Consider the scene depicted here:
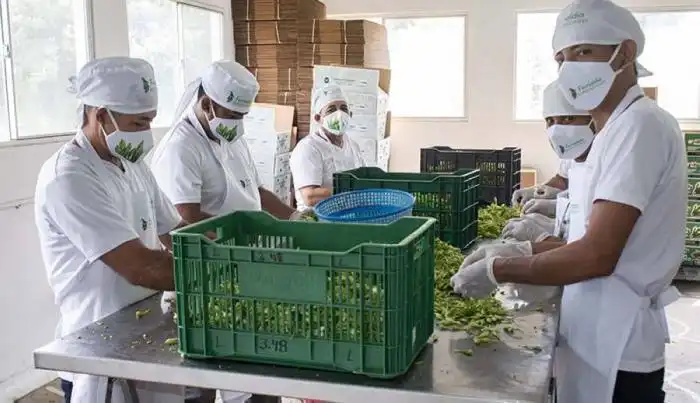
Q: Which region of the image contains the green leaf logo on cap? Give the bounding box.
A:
[226,91,234,103]
[141,77,155,94]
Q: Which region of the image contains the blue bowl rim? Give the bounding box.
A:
[314,188,416,222]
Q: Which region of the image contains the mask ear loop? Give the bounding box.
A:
[609,43,635,76]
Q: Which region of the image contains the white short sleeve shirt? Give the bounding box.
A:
[583,86,687,372]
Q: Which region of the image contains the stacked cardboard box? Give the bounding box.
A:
[243,103,296,205]
[294,19,390,137]
[233,0,326,111]
[310,65,392,169]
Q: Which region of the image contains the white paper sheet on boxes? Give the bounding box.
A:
[256,152,291,189]
[313,65,380,93]
[377,137,391,171]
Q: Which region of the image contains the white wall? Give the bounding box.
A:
[324,0,700,177]
[1,0,699,399]
[0,0,233,400]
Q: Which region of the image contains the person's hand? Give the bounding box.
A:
[161,291,176,314]
[512,185,562,207]
[501,216,552,243]
[289,208,316,221]
[523,198,558,218]
[450,240,532,298]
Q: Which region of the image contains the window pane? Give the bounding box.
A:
[384,17,465,118]
[127,0,178,127]
[514,13,558,120]
[0,58,9,141]
[181,5,224,85]
[635,12,700,119]
[515,11,700,120]
[8,0,89,137]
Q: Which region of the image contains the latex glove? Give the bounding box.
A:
[289,208,315,221]
[501,216,552,243]
[523,198,558,218]
[511,185,562,206]
[450,240,532,298]
[161,291,176,314]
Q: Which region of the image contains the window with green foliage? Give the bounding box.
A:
[0,0,91,141]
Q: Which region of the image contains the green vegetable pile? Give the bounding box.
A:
[434,239,510,344]
[180,237,510,347]
[477,202,521,239]
[186,272,386,344]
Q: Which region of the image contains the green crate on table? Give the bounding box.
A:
[688,198,700,218]
[333,167,480,250]
[688,156,700,176]
[685,132,700,153]
[686,219,700,242]
[171,211,437,379]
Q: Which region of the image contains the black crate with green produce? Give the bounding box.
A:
[333,167,480,250]
[419,146,521,206]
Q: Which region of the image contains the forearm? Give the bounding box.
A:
[259,188,295,219]
[158,220,189,251]
[301,187,332,207]
[532,238,565,253]
[544,175,568,191]
[492,239,607,286]
[132,250,175,291]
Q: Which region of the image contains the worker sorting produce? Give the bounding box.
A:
[33,57,196,402]
[452,0,686,402]
[290,84,366,210]
[502,79,596,243]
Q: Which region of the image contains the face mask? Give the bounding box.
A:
[547,123,595,160]
[322,110,350,135]
[209,108,243,143]
[101,109,153,163]
[557,45,633,111]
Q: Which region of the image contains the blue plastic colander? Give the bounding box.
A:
[314,188,416,224]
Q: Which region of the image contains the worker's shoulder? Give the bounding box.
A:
[163,121,209,152]
[605,99,682,147]
[37,141,98,187]
[291,135,325,157]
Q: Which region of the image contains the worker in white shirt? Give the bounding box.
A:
[151,60,298,226]
[451,0,685,402]
[151,59,292,403]
[290,84,365,211]
[34,57,194,402]
[503,80,596,241]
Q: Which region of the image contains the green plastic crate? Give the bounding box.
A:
[333,167,480,250]
[171,211,437,379]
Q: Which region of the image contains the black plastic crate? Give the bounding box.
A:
[420,146,521,206]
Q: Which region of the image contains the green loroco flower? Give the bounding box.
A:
[216,123,238,142]
[114,139,145,162]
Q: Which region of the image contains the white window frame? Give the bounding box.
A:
[0,0,95,142]
[513,6,700,123]
[329,12,469,122]
[127,0,225,128]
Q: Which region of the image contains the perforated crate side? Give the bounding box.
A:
[171,211,436,378]
[333,167,480,250]
[419,147,522,205]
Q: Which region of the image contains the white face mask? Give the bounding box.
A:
[557,44,633,111]
[101,109,154,163]
[547,123,595,160]
[209,107,244,143]
[321,110,350,135]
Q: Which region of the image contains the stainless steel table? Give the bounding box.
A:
[34,294,556,403]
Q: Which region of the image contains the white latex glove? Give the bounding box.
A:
[501,216,551,243]
[450,241,532,298]
[523,198,558,218]
[511,184,562,206]
[289,208,315,221]
[161,291,176,314]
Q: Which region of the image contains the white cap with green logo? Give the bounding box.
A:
[171,60,260,126]
[552,0,652,78]
[70,57,158,125]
